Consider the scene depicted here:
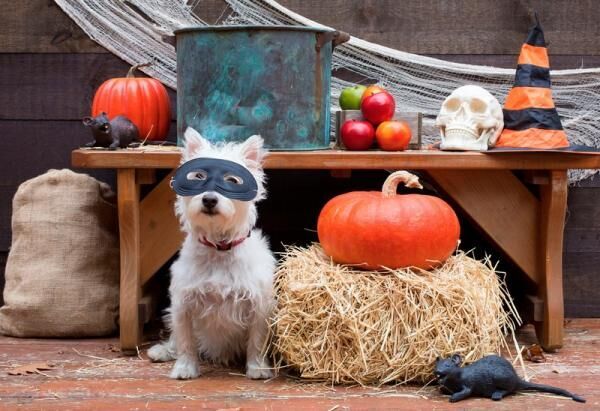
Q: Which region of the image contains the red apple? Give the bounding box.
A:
[340,119,375,150]
[361,91,396,125]
[376,120,412,151]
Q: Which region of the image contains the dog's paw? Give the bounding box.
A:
[169,356,201,380]
[147,343,175,363]
[246,363,274,380]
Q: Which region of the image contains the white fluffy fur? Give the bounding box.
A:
[147,127,275,380]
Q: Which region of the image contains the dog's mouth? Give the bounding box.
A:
[201,208,219,216]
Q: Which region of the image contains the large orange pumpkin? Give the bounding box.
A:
[317,171,460,270]
[91,63,171,141]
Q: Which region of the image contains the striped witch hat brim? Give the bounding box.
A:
[495,14,570,149]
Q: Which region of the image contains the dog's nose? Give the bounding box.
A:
[202,194,218,209]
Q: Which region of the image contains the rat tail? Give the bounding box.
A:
[519,381,586,403]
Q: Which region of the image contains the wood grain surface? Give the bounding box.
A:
[6,1,600,55]
[0,319,597,409]
[0,1,106,53]
[267,0,600,55]
[71,148,600,170]
[0,53,178,120]
[117,169,142,353]
[536,171,569,350]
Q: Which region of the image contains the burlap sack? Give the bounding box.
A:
[0,169,119,337]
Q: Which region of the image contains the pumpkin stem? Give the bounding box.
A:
[382,171,423,197]
[126,62,152,78]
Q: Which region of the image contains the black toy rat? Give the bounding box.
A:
[82,112,139,149]
[435,354,585,403]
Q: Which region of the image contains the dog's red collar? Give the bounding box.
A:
[199,232,250,251]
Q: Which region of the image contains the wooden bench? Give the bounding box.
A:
[72,148,600,354]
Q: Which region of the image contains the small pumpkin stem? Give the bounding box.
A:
[382,171,423,197]
[126,62,152,78]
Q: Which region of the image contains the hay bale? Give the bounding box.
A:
[270,245,520,386]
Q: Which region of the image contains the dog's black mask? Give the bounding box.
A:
[171,158,258,201]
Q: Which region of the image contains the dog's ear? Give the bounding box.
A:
[183,127,209,161]
[240,135,266,168]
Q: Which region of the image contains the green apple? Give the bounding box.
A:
[339,85,367,110]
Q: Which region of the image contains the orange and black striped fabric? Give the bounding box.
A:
[496,17,569,149]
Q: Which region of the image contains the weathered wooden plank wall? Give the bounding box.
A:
[0,0,599,315]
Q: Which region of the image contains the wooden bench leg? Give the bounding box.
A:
[535,170,568,351]
[117,169,142,355]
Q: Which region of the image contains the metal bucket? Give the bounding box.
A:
[172,26,349,150]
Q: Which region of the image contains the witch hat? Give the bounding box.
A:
[495,13,569,149]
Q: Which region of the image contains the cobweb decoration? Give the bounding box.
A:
[54,0,600,182]
[54,0,203,88]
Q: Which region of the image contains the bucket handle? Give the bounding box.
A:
[315,30,350,52]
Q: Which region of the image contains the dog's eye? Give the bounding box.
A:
[187,171,207,181]
[224,174,243,185]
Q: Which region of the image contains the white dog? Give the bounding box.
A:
[147,127,275,380]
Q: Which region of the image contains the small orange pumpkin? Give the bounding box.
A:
[91,63,171,141]
[317,171,460,270]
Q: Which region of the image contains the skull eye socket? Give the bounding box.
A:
[470,98,487,114]
[443,97,461,112]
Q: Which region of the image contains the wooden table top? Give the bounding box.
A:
[71,147,600,170]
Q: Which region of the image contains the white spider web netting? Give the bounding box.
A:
[55,0,600,181]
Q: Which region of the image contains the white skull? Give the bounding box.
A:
[436,85,504,151]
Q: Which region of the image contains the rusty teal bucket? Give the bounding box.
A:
[173,26,349,150]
